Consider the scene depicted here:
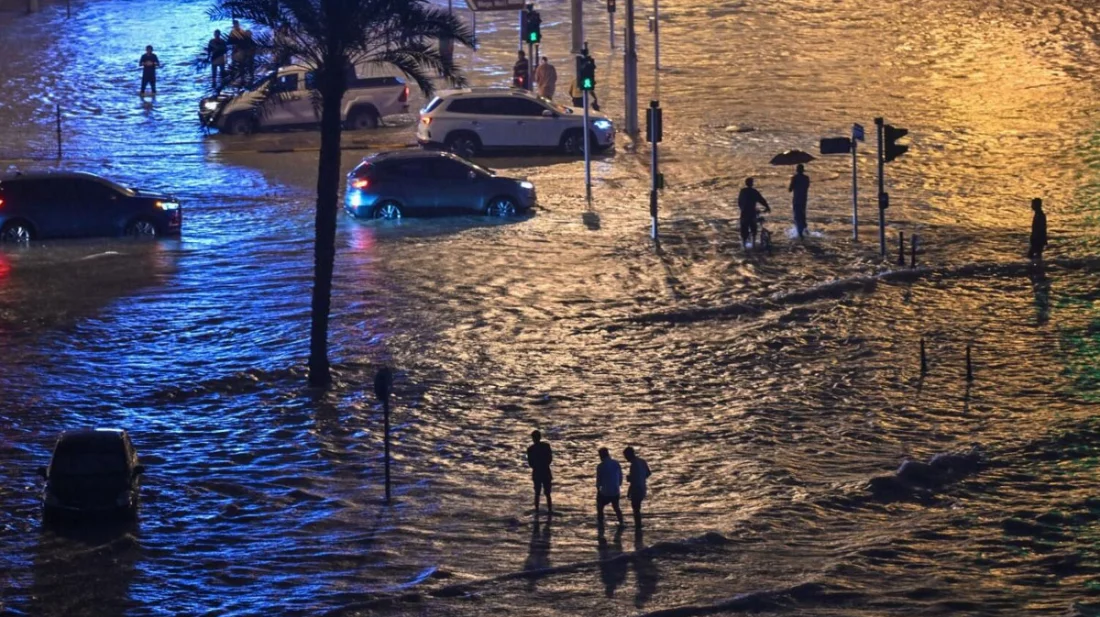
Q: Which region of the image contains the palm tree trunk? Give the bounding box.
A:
[307,82,346,389]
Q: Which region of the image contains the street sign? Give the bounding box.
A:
[820,137,852,155]
[466,0,526,11]
[852,123,865,142]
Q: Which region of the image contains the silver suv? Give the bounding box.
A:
[417,88,615,157]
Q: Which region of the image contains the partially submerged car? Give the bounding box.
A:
[199,64,410,134]
[39,429,144,524]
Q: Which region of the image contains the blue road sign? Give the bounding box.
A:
[853,123,865,142]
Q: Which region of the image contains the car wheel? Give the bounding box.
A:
[347,108,380,131]
[560,129,584,155]
[125,218,159,239]
[372,201,403,220]
[0,220,33,243]
[486,196,518,218]
[225,113,255,135]
[445,133,480,159]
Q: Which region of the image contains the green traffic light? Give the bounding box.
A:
[529,32,538,42]
[583,78,593,89]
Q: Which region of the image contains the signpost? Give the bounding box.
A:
[646,100,664,239]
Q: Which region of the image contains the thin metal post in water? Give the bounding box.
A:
[383,398,391,503]
[875,117,886,258]
[55,105,62,159]
[910,234,918,268]
[374,368,394,505]
[966,344,973,381]
[623,0,638,135]
[851,134,858,241]
[897,231,905,266]
[920,337,927,374]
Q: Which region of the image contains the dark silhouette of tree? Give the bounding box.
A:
[203,0,475,388]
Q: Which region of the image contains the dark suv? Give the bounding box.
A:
[344,151,537,220]
[39,429,145,523]
[0,171,181,242]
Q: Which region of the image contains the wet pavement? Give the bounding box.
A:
[1,0,1099,615]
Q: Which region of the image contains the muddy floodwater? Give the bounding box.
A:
[1,0,1099,615]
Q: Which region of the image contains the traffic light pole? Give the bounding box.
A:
[875,117,886,258]
[623,0,638,135]
[583,90,592,200]
[609,8,616,49]
[571,0,584,53]
[528,41,535,89]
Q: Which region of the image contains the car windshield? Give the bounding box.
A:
[51,443,128,476]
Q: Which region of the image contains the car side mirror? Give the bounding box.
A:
[133,464,146,476]
[542,109,554,117]
[37,466,47,479]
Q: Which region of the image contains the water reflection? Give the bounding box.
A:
[597,526,626,598]
[633,528,659,608]
[1030,264,1051,326]
[522,518,552,590]
[32,521,140,616]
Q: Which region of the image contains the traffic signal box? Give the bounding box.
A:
[884,125,909,162]
[523,7,541,44]
[576,50,596,91]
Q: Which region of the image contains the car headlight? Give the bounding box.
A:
[520,181,534,190]
[203,100,221,112]
[593,119,613,130]
[155,200,180,210]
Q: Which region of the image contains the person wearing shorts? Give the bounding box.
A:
[527,430,553,515]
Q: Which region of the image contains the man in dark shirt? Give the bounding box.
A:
[737,177,770,248]
[513,50,530,90]
[139,45,161,96]
[207,30,228,89]
[526,430,553,515]
[788,164,810,239]
[1028,197,1048,260]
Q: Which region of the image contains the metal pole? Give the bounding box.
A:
[584,90,592,200]
[851,131,858,241]
[875,117,886,258]
[528,42,534,90]
[383,398,391,504]
[652,0,660,72]
[966,344,973,381]
[571,0,584,53]
[56,105,61,159]
[650,102,659,239]
[623,0,638,135]
[920,337,928,374]
[911,234,918,267]
[610,11,615,50]
[897,231,905,266]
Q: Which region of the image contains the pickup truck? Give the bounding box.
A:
[199,64,410,135]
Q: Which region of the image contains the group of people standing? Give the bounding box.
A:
[512,51,600,111]
[526,430,651,530]
[205,19,257,89]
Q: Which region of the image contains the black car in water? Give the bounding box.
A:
[0,171,181,242]
[343,150,537,220]
[39,429,144,523]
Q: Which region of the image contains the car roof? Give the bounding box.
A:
[362,150,460,162]
[55,428,128,447]
[434,87,533,99]
[0,170,107,184]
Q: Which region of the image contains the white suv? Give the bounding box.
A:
[417,88,615,157]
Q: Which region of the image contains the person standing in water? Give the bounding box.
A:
[623,447,651,529]
[596,447,625,527]
[788,164,810,239]
[527,430,553,516]
[139,45,161,96]
[1028,198,1048,261]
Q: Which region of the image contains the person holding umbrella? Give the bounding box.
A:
[789,164,810,239]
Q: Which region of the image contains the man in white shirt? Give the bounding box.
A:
[596,447,624,527]
[624,447,652,529]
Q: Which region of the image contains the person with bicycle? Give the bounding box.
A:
[737,178,771,249]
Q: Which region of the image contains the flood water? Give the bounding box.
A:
[1,0,1098,615]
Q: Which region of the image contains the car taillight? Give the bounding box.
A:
[420,117,432,126]
[400,85,409,103]
[0,198,4,208]
[352,178,369,189]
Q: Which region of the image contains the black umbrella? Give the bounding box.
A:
[769,149,816,166]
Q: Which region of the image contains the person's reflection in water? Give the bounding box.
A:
[597,525,627,597]
[1030,264,1051,326]
[523,517,552,590]
[632,527,659,607]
